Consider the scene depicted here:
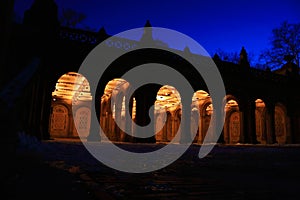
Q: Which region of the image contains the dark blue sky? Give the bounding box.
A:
[14,0,300,63]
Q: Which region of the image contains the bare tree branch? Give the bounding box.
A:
[259,21,300,70]
[59,8,86,28]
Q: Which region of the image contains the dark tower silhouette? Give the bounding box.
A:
[212,53,221,62]
[238,46,250,68]
[283,55,299,76]
[140,20,153,43]
[184,46,191,54]
[97,26,109,41]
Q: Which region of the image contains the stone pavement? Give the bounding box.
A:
[14,150,97,199]
[14,137,300,200]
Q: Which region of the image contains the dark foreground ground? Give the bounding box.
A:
[12,137,300,200]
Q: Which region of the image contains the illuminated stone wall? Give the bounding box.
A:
[49,72,92,138]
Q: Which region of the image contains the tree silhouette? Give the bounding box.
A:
[213,48,240,63]
[213,48,270,70]
[59,8,86,28]
[259,21,300,70]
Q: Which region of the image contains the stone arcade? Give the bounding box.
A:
[3,0,300,145]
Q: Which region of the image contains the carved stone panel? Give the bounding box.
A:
[50,105,69,137]
[229,112,240,144]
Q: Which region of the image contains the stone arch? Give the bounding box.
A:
[154,85,182,143]
[223,95,240,106]
[100,78,133,142]
[49,72,92,139]
[223,95,241,144]
[191,90,212,143]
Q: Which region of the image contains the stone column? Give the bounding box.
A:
[180,101,191,144]
[265,103,276,144]
[216,107,225,144]
[205,104,222,144]
[199,114,206,143]
[124,96,133,142]
[114,100,122,141]
[286,103,298,144]
[87,97,101,141]
[241,100,258,144]
[87,109,101,141]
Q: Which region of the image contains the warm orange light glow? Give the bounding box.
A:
[255,98,266,108]
[52,72,92,103]
[101,78,130,119]
[155,85,181,112]
[192,90,210,102]
[225,99,239,111]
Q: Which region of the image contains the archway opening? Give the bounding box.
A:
[224,98,240,144]
[191,90,211,143]
[100,78,134,142]
[50,72,92,138]
[154,85,182,142]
